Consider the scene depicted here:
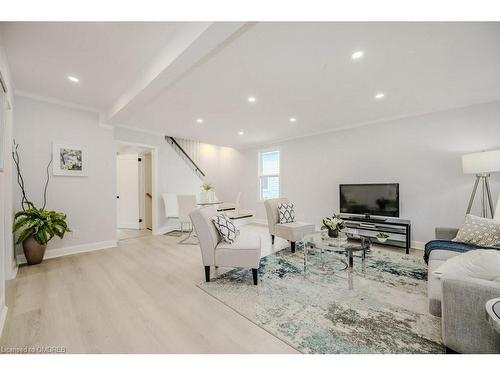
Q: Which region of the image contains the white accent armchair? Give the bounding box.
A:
[263,198,315,253]
[189,206,262,285]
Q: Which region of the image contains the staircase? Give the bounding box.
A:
[165,136,205,180]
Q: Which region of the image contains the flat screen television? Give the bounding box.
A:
[340,183,399,217]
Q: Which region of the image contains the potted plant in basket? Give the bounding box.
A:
[12,143,70,265]
[321,214,345,238]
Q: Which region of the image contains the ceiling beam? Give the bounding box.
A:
[106,22,249,125]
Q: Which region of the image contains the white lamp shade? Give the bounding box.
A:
[462,150,500,174]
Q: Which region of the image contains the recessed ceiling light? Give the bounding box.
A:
[67,75,79,83]
[196,118,203,123]
[289,117,297,123]
[351,51,364,60]
[248,97,256,103]
[238,131,244,135]
[375,92,385,99]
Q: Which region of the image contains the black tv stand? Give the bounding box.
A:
[339,214,411,254]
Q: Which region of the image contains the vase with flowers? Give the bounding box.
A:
[321,214,345,238]
[200,183,215,203]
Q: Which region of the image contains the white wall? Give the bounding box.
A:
[197,143,250,203]
[13,95,117,258]
[114,127,204,233]
[0,34,14,335]
[202,101,500,248]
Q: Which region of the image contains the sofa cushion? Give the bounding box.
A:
[278,202,295,224]
[453,214,500,247]
[433,249,500,282]
[211,214,237,244]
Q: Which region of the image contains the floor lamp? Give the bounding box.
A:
[462,150,500,218]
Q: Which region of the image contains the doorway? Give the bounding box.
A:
[116,142,156,241]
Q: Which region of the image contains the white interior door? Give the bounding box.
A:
[117,154,140,229]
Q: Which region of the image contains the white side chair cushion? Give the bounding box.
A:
[211,214,237,244]
[278,202,295,223]
[452,214,500,247]
[216,232,261,251]
[215,233,261,268]
[275,221,316,242]
[433,249,500,282]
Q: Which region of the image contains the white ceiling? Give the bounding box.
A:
[2,22,500,147]
[0,22,188,110]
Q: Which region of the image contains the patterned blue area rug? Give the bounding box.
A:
[198,246,445,354]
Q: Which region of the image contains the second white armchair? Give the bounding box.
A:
[264,198,315,253]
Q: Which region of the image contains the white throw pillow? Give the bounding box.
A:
[433,249,500,282]
[278,202,295,224]
[211,214,237,244]
[452,214,500,247]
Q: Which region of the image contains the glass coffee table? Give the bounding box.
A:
[303,231,371,274]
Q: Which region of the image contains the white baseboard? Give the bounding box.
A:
[0,305,8,338]
[8,260,18,280]
[16,240,118,265]
[411,241,425,251]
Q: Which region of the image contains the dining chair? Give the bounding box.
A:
[177,194,198,244]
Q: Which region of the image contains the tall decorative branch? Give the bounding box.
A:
[12,141,51,211]
[42,152,53,210]
[12,141,34,210]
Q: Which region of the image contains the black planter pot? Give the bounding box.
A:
[328,228,339,238]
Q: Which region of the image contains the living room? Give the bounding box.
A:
[0,1,500,373]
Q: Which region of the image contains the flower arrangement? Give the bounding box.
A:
[321,214,345,238]
[201,183,213,191]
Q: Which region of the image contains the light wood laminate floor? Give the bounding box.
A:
[117,228,152,241]
[1,225,298,353]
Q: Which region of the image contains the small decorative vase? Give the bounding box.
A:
[328,228,339,238]
[208,190,216,202]
[200,190,209,203]
[22,236,47,265]
[377,237,388,243]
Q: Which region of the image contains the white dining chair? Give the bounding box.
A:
[177,194,198,244]
[162,193,179,220]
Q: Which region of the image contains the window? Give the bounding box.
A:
[259,150,280,200]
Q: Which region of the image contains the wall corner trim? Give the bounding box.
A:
[16,240,118,265]
[0,306,8,338]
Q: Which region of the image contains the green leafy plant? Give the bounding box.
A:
[201,183,213,191]
[376,232,390,239]
[321,214,345,231]
[12,141,70,246]
[14,208,70,245]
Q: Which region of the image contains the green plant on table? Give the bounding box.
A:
[376,232,390,239]
[201,183,213,191]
